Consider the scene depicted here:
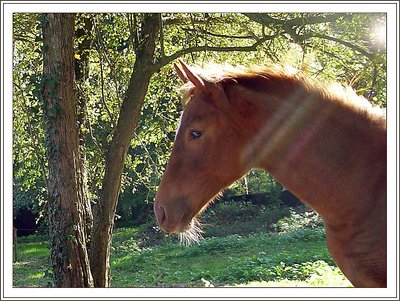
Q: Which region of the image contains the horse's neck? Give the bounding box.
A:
[237,82,386,224]
[230,77,387,287]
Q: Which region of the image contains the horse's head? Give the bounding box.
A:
[154,61,248,238]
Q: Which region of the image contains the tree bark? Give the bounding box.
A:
[89,13,161,287]
[75,14,95,243]
[42,13,93,287]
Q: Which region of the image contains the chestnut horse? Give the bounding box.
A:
[154,60,387,287]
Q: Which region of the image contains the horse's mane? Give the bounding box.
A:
[178,63,385,120]
[178,63,294,98]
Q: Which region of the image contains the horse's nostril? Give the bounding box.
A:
[155,205,166,225]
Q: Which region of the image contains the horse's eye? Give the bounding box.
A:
[189,130,203,140]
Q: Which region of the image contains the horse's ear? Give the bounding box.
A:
[174,60,206,91]
[173,62,189,83]
[174,60,231,111]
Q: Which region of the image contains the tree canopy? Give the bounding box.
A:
[13,12,386,218]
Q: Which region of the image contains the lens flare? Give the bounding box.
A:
[370,21,386,51]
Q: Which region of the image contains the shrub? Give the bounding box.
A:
[272,208,323,233]
[217,257,339,284]
[201,200,290,237]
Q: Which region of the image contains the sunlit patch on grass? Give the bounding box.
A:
[231,280,313,287]
[20,247,47,256]
[28,271,45,280]
[231,261,353,287]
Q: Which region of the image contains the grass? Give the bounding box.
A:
[13,228,352,287]
[13,235,51,287]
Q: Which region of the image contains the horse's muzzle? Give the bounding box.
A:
[153,201,192,233]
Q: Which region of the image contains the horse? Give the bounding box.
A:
[154,60,387,288]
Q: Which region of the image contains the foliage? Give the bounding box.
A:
[13,227,351,287]
[234,260,351,287]
[227,170,283,199]
[109,227,350,287]
[13,14,47,219]
[201,200,290,237]
[272,208,324,233]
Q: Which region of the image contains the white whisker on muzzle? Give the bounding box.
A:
[179,219,204,246]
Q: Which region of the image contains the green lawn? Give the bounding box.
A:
[13,235,51,287]
[13,228,352,287]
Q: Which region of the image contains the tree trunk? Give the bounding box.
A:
[89,13,161,287]
[42,13,93,287]
[75,14,95,244]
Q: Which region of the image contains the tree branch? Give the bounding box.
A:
[151,34,275,71]
[13,34,36,45]
[244,13,374,59]
[243,13,350,28]
[159,14,165,58]
[184,27,256,40]
[162,15,222,26]
[93,16,117,127]
[90,13,161,288]
[310,33,374,59]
